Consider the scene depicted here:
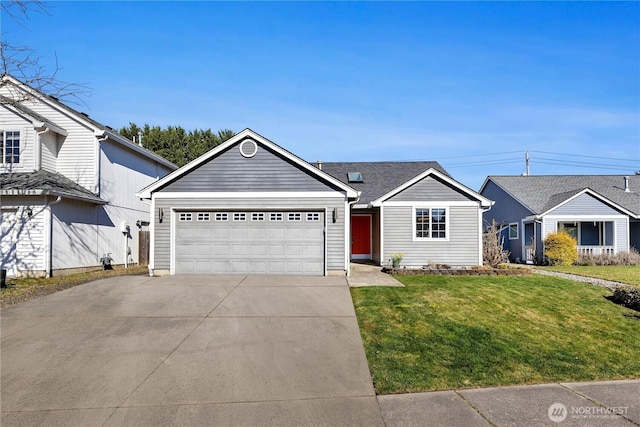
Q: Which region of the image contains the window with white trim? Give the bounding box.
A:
[307,212,320,221]
[415,208,447,239]
[179,212,192,221]
[215,213,228,221]
[197,212,210,221]
[233,212,246,221]
[288,212,301,221]
[509,223,518,240]
[270,212,283,221]
[2,131,20,164]
[252,212,265,221]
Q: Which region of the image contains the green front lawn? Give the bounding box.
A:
[351,275,640,395]
[538,265,640,286]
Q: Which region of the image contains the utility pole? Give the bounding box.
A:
[524,151,530,176]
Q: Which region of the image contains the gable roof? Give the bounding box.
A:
[482,175,640,218]
[137,129,359,199]
[1,74,176,170]
[322,161,492,207]
[0,170,107,204]
[321,161,448,205]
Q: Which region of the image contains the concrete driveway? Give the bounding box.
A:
[1,275,384,426]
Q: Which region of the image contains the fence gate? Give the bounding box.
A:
[138,230,150,266]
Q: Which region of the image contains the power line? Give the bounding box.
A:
[530,150,639,164]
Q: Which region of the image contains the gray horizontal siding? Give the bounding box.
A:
[542,217,629,253]
[160,143,340,193]
[388,175,474,202]
[153,196,346,272]
[549,193,624,216]
[383,205,480,266]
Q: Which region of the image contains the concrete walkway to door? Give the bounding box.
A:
[1,274,385,426]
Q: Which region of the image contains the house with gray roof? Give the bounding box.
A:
[1,74,176,277]
[480,175,640,264]
[138,129,492,276]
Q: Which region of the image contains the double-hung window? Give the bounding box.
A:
[415,207,447,240]
[2,131,20,164]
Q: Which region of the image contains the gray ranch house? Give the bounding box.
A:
[138,129,492,276]
[480,175,640,264]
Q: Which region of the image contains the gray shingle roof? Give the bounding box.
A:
[320,161,449,204]
[0,170,107,204]
[487,175,640,217]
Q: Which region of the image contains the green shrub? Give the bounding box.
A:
[612,285,640,311]
[544,232,578,266]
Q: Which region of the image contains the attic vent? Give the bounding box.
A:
[239,138,258,158]
[80,112,90,118]
[347,172,363,183]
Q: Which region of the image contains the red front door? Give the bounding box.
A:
[352,215,371,257]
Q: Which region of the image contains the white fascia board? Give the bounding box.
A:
[152,191,346,199]
[370,168,493,208]
[380,200,481,207]
[34,121,68,136]
[138,129,358,200]
[539,188,636,219]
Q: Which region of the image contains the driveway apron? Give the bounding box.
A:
[0,274,383,426]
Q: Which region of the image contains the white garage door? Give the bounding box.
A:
[175,211,325,275]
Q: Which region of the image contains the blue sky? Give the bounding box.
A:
[3,1,639,190]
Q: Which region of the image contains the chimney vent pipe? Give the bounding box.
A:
[624,176,630,192]
[317,160,323,170]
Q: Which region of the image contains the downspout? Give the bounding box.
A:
[480,204,493,265]
[95,132,109,195]
[44,196,63,277]
[35,126,50,171]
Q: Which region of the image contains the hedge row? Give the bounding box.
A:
[384,268,532,277]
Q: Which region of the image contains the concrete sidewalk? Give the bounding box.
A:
[379,379,640,426]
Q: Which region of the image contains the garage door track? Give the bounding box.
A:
[1,275,384,426]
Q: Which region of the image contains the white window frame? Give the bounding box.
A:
[233,212,246,221]
[197,212,210,221]
[179,212,192,221]
[252,212,265,221]
[413,207,449,241]
[509,223,519,240]
[2,130,20,165]
[270,212,283,221]
[215,212,228,221]
[288,212,302,221]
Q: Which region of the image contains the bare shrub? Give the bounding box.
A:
[483,220,510,267]
[576,248,640,266]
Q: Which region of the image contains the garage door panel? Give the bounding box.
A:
[175,211,324,275]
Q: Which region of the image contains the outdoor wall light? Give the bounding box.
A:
[332,208,338,223]
[158,208,164,223]
[26,207,33,218]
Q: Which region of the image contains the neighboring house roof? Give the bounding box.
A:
[1,74,177,170]
[322,161,492,207]
[0,170,107,204]
[483,175,640,218]
[321,161,449,205]
[137,128,359,199]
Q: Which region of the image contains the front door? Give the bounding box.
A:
[351,215,371,259]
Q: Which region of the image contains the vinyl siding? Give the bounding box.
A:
[548,193,624,216]
[7,98,97,190]
[383,205,481,266]
[542,217,628,253]
[389,175,475,202]
[160,143,340,193]
[40,131,59,172]
[0,198,45,275]
[153,196,347,272]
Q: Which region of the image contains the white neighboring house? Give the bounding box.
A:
[0,74,176,277]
